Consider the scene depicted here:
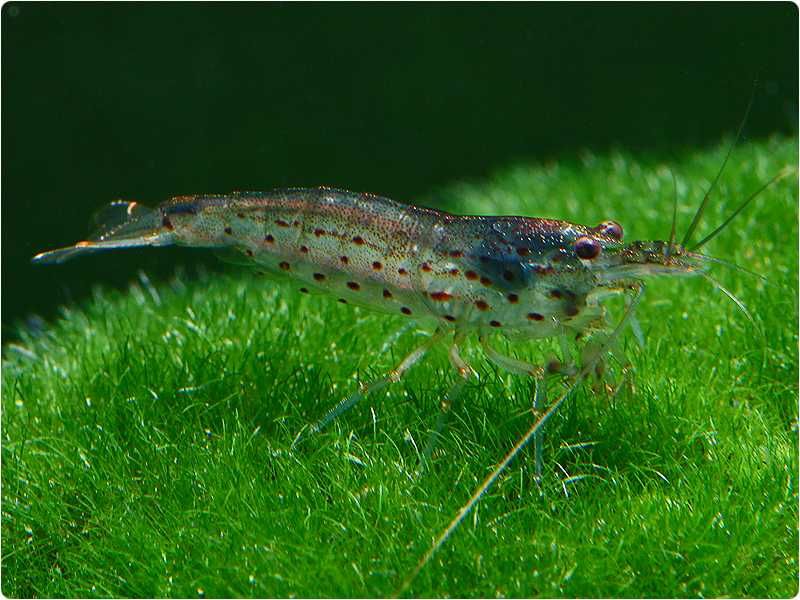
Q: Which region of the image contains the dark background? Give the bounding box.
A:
[2,3,797,334]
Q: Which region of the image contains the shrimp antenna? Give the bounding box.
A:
[694,252,768,283]
[395,287,644,597]
[666,168,679,256]
[700,272,754,325]
[690,166,794,250]
[681,85,756,248]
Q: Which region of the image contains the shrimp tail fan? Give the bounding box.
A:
[32,201,172,264]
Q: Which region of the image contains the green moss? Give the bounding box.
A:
[3,136,797,598]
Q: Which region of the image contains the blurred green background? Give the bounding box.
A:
[2,3,796,332]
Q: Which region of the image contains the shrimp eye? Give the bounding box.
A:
[596,220,623,240]
[574,236,601,259]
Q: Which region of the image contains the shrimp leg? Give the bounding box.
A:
[420,333,476,468]
[397,287,644,598]
[292,328,447,448]
[479,337,552,480]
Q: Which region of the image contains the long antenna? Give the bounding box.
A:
[690,166,794,250]
[667,168,679,256]
[395,287,644,597]
[693,252,768,283]
[701,272,754,324]
[681,85,756,247]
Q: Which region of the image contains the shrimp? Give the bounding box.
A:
[32,159,791,597]
[30,186,700,444]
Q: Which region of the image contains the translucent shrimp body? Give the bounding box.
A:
[33,187,704,341]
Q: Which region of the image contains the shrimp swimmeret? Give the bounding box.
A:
[33,160,790,594]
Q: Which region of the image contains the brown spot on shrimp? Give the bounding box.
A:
[347,281,361,291]
[430,291,452,302]
[475,300,490,311]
